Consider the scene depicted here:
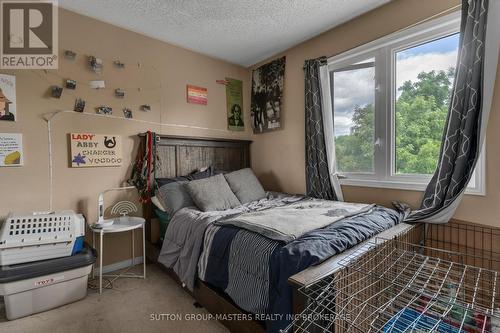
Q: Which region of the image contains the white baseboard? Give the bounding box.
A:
[92,256,144,275]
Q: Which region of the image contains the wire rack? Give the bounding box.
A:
[284,237,500,333]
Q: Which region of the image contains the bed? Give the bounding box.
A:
[141,134,423,333]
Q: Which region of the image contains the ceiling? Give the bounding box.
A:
[59,0,390,67]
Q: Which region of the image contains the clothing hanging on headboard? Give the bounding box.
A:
[128,131,158,203]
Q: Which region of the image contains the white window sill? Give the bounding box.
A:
[338,178,485,196]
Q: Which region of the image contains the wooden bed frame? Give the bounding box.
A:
[139,134,424,333]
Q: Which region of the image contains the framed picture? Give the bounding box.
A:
[187,85,207,105]
[250,56,285,133]
[0,74,16,121]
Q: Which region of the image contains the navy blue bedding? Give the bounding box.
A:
[201,205,403,332]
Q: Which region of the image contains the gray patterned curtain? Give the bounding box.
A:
[408,0,489,222]
[304,57,339,200]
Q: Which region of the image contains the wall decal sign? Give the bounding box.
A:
[0,133,23,166]
[70,133,122,168]
[0,74,16,121]
[187,85,207,105]
[226,78,244,131]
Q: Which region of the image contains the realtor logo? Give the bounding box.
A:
[0,0,58,69]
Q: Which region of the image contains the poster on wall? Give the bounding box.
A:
[226,78,244,131]
[186,85,207,105]
[0,133,23,166]
[0,74,16,121]
[250,56,285,133]
[70,133,122,168]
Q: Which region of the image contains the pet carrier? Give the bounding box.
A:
[0,211,85,266]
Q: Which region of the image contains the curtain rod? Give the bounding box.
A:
[327,3,462,59]
[399,4,462,33]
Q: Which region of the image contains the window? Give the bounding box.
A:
[333,59,375,173]
[328,12,484,195]
[394,34,458,175]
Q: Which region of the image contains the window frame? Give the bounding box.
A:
[327,12,485,196]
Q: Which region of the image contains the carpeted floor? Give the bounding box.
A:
[0,264,228,333]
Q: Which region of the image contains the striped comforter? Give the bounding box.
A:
[199,225,280,314]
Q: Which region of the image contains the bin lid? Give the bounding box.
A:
[0,246,97,284]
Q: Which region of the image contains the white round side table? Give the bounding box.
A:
[90,216,146,293]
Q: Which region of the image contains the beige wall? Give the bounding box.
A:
[1,0,499,268]
[251,0,500,227]
[0,9,251,265]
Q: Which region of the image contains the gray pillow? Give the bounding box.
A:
[157,181,195,217]
[185,174,241,211]
[224,168,266,204]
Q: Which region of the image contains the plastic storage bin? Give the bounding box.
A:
[0,245,96,320]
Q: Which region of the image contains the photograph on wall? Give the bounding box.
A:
[123,108,133,119]
[66,79,77,89]
[187,85,208,105]
[0,74,16,121]
[0,133,23,166]
[70,133,122,168]
[226,78,244,131]
[74,98,86,112]
[250,56,285,133]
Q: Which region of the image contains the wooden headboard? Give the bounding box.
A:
[139,134,252,244]
[153,135,251,178]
